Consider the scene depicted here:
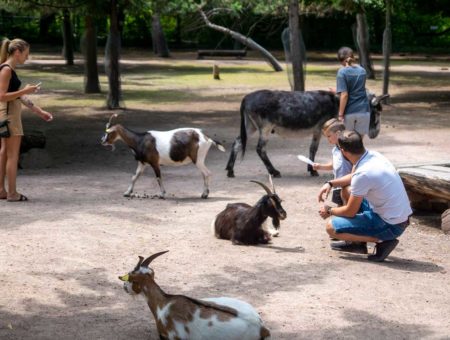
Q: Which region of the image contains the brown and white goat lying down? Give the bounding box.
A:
[119,251,271,340]
[213,180,287,245]
[101,114,225,198]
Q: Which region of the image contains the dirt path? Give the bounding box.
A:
[1,55,450,339]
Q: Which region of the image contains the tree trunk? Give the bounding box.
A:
[382,0,392,104]
[106,0,122,109]
[83,15,101,93]
[39,13,56,42]
[151,14,170,58]
[61,9,74,66]
[288,0,304,91]
[356,11,375,79]
[175,15,182,47]
[199,9,282,72]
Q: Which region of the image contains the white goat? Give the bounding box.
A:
[101,114,225,198]
[119,251,271,340]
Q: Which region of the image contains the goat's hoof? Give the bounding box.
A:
[227,170,235,178]
[123,192,132,197]
[201,193,209,199]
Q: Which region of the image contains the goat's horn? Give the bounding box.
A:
[134,256,144,271]
[250,180,272,195]
[141,250,169,268]
[106,113,118,128]
[268,175,276,194]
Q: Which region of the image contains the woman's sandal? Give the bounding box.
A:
[7,194,28,202]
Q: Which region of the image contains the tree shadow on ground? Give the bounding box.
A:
[0,261,337,340]
[170,261,338,303]
[277,308,434,339]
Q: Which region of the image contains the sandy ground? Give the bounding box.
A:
[1,55,450,340]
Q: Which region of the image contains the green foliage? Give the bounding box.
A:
[0,0,448,52]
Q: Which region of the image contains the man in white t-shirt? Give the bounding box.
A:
[317,130,412,262]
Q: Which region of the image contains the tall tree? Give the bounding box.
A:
[62,9,74,65]
[288,0,304,91]
[151,13,170,57]
[333,0,376,79]
[105,0,121,108]
[356,8,375,79]
[83,14,101,93]
[382,0,392,102]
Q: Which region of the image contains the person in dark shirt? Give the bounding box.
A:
[0,38,53,202]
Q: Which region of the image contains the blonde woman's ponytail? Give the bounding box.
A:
[0,38,11,64]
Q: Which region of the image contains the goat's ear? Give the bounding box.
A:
[118,274,130,282]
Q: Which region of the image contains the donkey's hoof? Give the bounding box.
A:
[227,170,235,178]
[271,170,281,178]
[310,170,319,177]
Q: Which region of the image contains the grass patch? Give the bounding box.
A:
[15,54,449,110]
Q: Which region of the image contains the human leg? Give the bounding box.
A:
[326,220,378,242]
[328,206,405,260]
[5,135,22,200]
[0,138,7,198]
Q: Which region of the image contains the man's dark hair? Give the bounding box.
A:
[338,130,365,154]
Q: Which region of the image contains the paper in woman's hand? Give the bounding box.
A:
[297,155,314,166]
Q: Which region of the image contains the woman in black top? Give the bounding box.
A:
[0,38,53,201]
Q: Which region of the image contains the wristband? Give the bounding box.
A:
[326,181,333,188]
[325,205,332,215]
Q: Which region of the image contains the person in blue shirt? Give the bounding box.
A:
[335,47,370,136]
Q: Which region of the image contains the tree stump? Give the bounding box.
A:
[398,162,450,231]
[213,64,220,80]
[19,131,47,169]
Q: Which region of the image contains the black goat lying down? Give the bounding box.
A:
[101,114,225,199]
[213,179,286,245]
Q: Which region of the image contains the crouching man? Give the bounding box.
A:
[318,130,412,262]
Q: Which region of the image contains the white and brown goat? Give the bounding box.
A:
[213,179,287,245]
[101,114,225,198]
[119,251,271,340]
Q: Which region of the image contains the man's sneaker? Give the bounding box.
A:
[368,239,399,262]
[330,241,368,254]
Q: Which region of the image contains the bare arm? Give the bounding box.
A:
[20,95,53,121]
[313,161,333,171]
[338,91,348,121]
[319,194,363,219]
[317,173,353,202]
